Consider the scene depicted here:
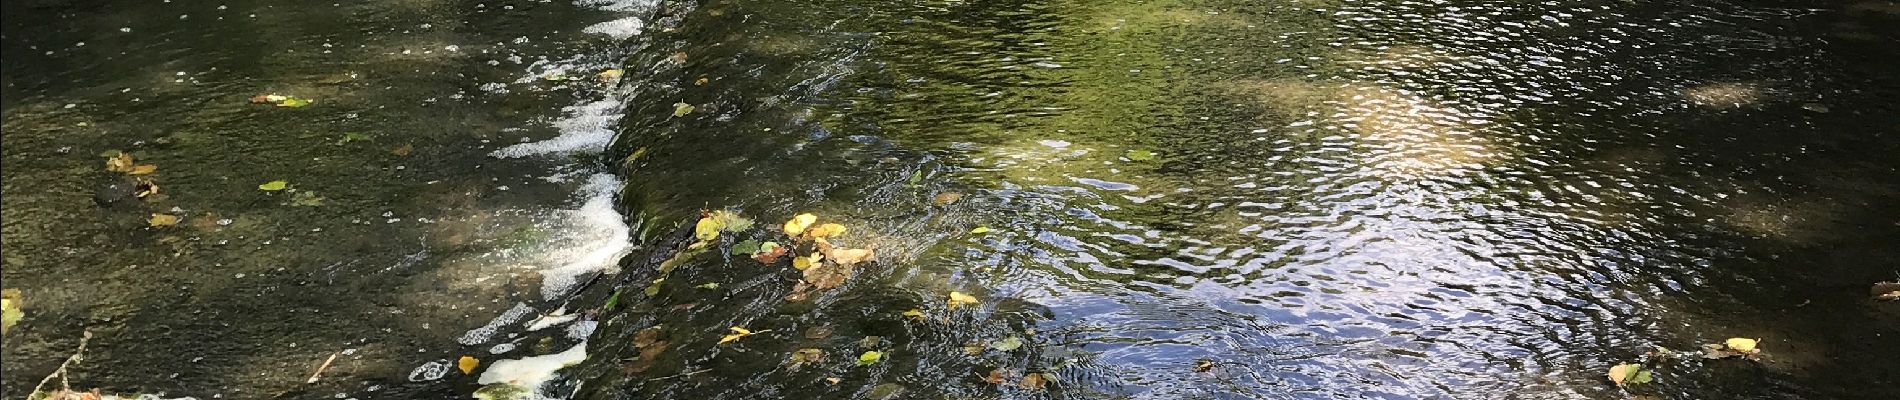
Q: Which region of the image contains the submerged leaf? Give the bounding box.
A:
[148,213,180,227]
[672,102,696,117]
[1125,149,1156,161]
[808,223,847,238]
[596,69,624,82]
[459,356,480,375]
[902,309,925,320]
[932,192,963,206]
[948,291,979,309]
[825,247,874,267]
[856,351,883,366]
[790,348,825,367]
[989,336,1024,352]
[970,226,991,234]
[258,180,289,191]
[104,152,135,172]
[1,289,22,334]
[695,282,720,290]
[129,164,158,175]
[1019,373,1049,390]
[792,252,823,270]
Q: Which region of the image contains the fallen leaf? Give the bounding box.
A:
[857,351,883,366]
[825,247,874,267]
[858,336,882,349]
[933,192,963,206]
[694,77,709,86]
[1125,149,1156,161]
[783,213,818,236]
[337,132,373,144]
[732,240,762,255]
[948,291,979,309]
[753,243,788,264]
[596,69,624,82]
[1725,338,1760,354]
[1019,373,1048,390]
[902,309,925,320]
[129,164,157,175]
[633,326,665,348]
[1194,359,1215,373]
[258,180,289,191]
[989,336,1023,352]
[824,377,842,385]
[961,342,985,355]
[133,179,159,198]
[808,223,847,238]
[803,261,852,289]
[983,369,1010,384]
[672,102,696,117]
[970,226,991,234]
[790,348,825,367]
[1607,363,1651,386]
[104,152,135,172]
[669,52,688,63]
[719,326,754,344]
[803,326,834,339]
[695,215,722,241]
[1,289,22,334]
[250,94,288,103]
[276,97,312,108]
[1872,281,1900,300]
[792,252,823,271]
[148,213,180,227]
[907,170,923,187]
[392,144,414,156]
[289,191,325,206]
[458,356,480,375]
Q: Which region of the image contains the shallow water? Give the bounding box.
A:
[4,0,1900,399]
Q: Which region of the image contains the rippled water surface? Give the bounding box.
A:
[4,0,1899,399]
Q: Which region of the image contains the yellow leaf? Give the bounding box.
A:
[970,226,990,234]
[105,152,135,172]
[596,69,624,82]
[1607,364,1633,385]
[792,253,822,270]
[1725,338,1759,353]
[258,180,288,191]
[808,223,847,238]
[457,356,479,375]
[783,213,818,236]
[129,164,157,175]
[902,309,925,320]
[948,291,979,309]
[695,216,721,241]
[720,326,754,344]
[148,213,180,227]
[694,77,710,86]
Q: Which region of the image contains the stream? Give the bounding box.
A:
[3,0,1898,399]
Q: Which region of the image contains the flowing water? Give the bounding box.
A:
[3,0,1898,399]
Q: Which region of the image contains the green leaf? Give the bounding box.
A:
[732,240,762,255]
[602,289,623,311]
[695,282,720,290]
[276,97,312,108]
[336,132,373,144]
[1125,149,1156,161]
[258,180,289,191]
[1632,369,1653,384]
[290,191,325,206]
[645,278,664,296]
[857,351,883,366]
[907,170,923,187]
[473,383,530,400]
[672,102,696,117]
[989,336,1023,352]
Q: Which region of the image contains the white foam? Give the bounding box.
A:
[574,0,660,12]
[534,174,633,300]
[478,344,588,388]
[582,17,645,40]
[459,303,536,345]
[490,100,625,158]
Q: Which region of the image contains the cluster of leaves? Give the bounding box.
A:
[981,369,1052,390]
[1609,337,1766,388]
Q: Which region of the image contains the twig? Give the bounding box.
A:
[645,368,712,382]
[305,351,341,384]
[27,330,92,399]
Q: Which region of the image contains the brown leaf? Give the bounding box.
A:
[983,369,1011,384]
[1194,359,1215,373]
[133,179,160,198]
[803,326,835,339]
[1019,373,1048,390]
[633,326,665,348]
[694,77,710,86]
[392,144,414,156]
[803,262,853,289]
[753,245,788,264]
[825,247,874,267]
[669,52,689,63]
[933,191,963,206]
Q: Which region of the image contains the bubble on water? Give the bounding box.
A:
[490,100,624,158]
[582,17,645,40]
[406,359,451,382]
[458,302,534,345]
